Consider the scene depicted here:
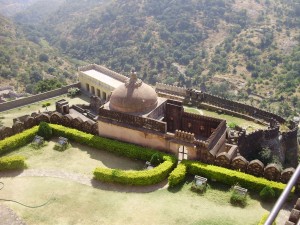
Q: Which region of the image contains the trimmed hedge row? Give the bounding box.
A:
[94,160,175,185]
[49,124,175,162]
[49,124,177,185]
[184,160,286,196]
[0,155,26,171]
[0,126,38,155]
[168,163,187,187]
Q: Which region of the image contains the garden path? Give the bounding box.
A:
[0,168,168,193]
[0,204,27,225]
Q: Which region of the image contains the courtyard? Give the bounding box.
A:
[184,106,267,133]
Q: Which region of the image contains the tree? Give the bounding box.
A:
[39,53,49,62]
[37,122,52,140]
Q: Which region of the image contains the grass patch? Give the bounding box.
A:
[4,139,145,175]
[1,177,271,225]
[184,106,266,132]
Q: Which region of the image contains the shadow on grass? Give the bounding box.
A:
[70,141,145,171]
[0,169,25,178]
[91,178,169,193]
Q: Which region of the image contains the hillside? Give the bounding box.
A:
[0,14,77,96]
[3,0,300,118]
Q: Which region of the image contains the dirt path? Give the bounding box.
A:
[0,168,168,193]
[0,204,27,225]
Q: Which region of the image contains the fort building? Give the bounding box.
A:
[98,70,227,161]
[78,64,127,101]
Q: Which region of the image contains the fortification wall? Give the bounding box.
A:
[0,83,80,112]
[98,107,167,133]
[0,111,98,142]
[187,89,286,124]
[156,83,187,97]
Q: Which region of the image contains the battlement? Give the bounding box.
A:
[156,83,187,97]
[175,130,195,142]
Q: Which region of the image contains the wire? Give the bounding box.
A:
[0,181,53,208]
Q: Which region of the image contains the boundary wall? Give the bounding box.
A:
[0,83,80,112]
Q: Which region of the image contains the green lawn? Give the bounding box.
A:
[0,94,90,127]
[184,106,266,133]
[0,176,271,225]
[0,140,273,225]
[4,139,144,175]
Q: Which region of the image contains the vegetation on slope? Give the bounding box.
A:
[0,15,77,96]
[1,0,299,118]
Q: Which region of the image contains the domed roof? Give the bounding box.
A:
[109,72,158,114]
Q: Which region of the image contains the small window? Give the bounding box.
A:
[200,125,204,131]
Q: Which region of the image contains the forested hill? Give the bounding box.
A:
[0,15,76,95]
[3,0,300,118]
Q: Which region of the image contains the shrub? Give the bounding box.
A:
[230,190,247,207]
[37,122,52,140]
[67,87,80,97]
[42,102,51,108]
[258,213,276,225]
[0,156,26,171]
[191,182,208,194]
[184,160,287,196]
[0,126,38,155]
[150,153,162,166]
[168,163,187,187]
[259,186,275,201]
[53,143,70,151]
[228,122,237,129]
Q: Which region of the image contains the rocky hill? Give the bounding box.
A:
[1,0,299,118]
[0,14,77,96]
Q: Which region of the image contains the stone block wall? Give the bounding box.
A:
[0,111,98,142]
[0,83,80,112]
[156,83,187,97]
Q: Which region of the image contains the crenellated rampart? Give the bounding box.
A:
[98,107,167,133]
[156,83,187,97]
[0,111,98,142]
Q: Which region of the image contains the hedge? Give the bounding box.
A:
[168,163,187,187]
[49,124,175,162]
[184,160,287,196]
[0,155,26,171]
[49,124,177,185]
[94,160,175,185]
[258,213,276,225]
[0,126,38,155]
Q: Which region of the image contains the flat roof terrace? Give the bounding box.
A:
[82,69,124,89]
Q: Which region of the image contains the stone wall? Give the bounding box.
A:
[0,83,80,112]
[0,111,98,142]
[98,107,167,133]
[156,83,187,97]
[187,89,286,124]
[158,86,299,167]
